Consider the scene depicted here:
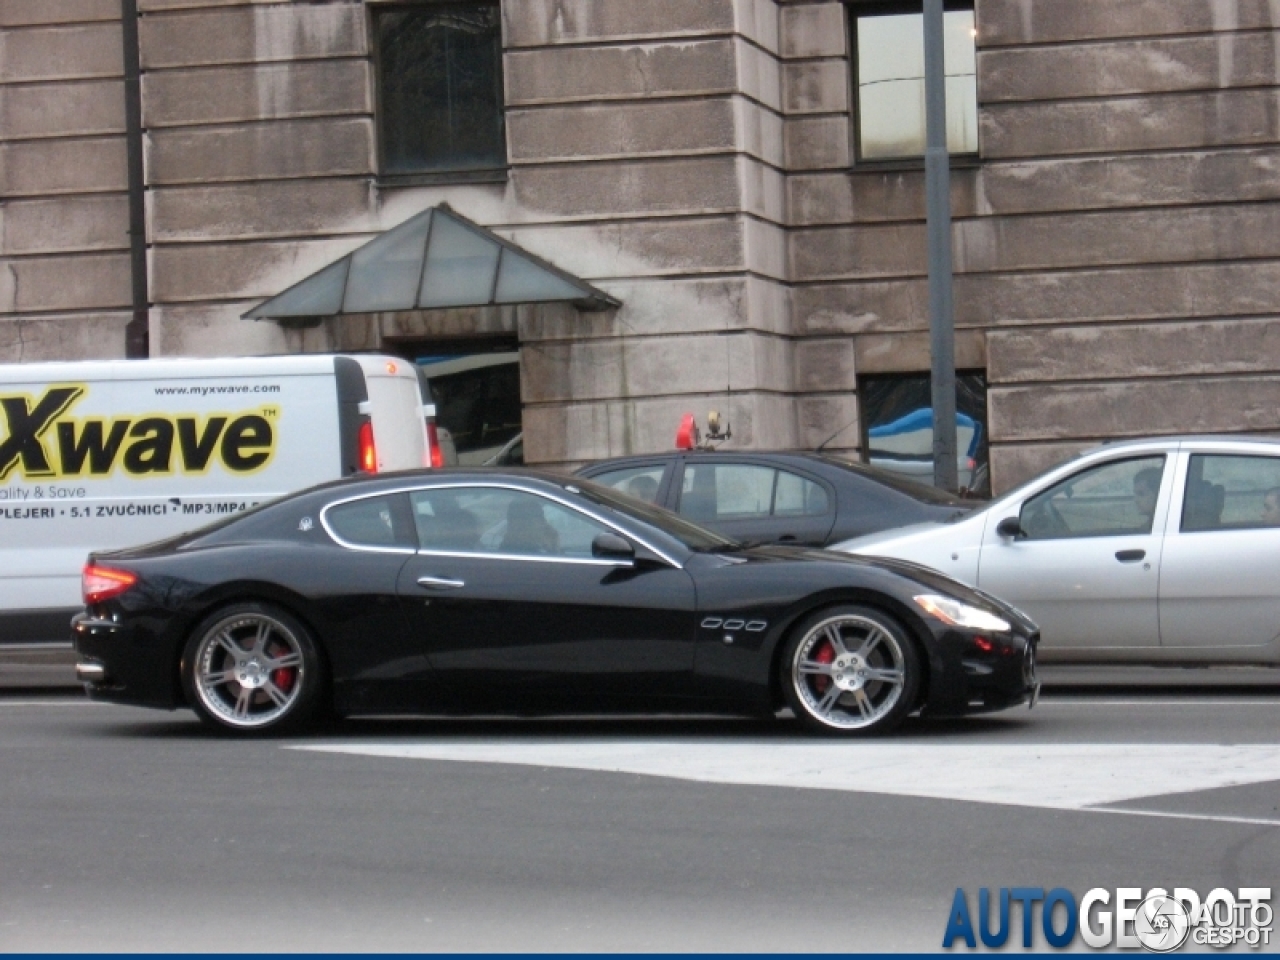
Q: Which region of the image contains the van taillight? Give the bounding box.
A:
[82,565,137,605]
[427,420,444,469]
[358,421,378,473]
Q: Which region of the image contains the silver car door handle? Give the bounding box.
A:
[417,575,465,589]
[1115,549,1146,563]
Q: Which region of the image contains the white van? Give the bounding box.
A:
[0,354,440,645]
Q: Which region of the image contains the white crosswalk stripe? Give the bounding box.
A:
[290,741,1280,823]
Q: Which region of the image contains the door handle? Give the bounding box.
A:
[1115,549,1146,563]
[778,535,798,542]
[417,575,465,589]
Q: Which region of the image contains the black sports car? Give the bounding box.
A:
[72,469,1038,736]
[576,451,976,548]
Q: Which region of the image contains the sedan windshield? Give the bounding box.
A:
[567,478,739,553]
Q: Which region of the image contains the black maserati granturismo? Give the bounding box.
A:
[72,469,1039,736]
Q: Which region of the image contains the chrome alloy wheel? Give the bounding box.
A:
[192,612,306,730]
[790,613,907,730]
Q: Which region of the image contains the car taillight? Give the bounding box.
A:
[83,564,137,605]
[358,420,377,473]
[427,420,444,469]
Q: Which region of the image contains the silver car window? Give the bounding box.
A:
[1182,454,1280,532]
[1019,456,1166,540]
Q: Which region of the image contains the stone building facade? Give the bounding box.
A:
[4,0,1280,491]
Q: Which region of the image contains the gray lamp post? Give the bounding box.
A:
[924,0,958,492]
[122,0,149,358]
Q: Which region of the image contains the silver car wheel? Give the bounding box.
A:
[192,612,306,730]
[790,613,906,730]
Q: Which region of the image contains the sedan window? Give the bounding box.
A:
[679,464,830,522]
[411,487,609,559]
[1182,454,1280,532]
[1019,456,1166,540]
[775,469,831,516]
[588,465,665,504]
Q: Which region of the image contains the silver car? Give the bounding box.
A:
[832,437,1280,665]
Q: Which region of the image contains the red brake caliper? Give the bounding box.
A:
[269,642,296,693]
[812,640,835,693]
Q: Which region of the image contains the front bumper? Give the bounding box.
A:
[922,627,1040,716]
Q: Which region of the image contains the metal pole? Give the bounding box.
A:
[924,0,957,492]
[121,0,150,358]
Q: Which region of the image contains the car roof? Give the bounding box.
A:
[576,450,835,470]
[1096,435,1280,450]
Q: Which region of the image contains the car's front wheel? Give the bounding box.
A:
[782,604,920,735]
[181,602,324,735]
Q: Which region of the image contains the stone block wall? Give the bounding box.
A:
[785,0,1280,490]
[10,0,1280,484]
[0,0,131,361]
[124,0,810,463]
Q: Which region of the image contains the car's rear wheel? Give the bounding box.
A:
[782,604,920,735]
[182,602,323,735]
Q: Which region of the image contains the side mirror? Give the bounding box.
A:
[996,516,1024,540]
[592,532,635,563]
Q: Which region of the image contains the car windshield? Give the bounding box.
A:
[567,477,739,553]
[815,454,971,506]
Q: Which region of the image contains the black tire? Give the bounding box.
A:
[181,601,325,736]
[780,604,921,736]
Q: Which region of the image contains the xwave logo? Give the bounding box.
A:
[0,386,278,480]
[944,886,1272,951]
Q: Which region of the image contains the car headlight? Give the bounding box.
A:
[913,594,1011,633]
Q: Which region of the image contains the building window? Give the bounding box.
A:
[373,2,506,179]
[850,1,977,162]
[860,370,990,496]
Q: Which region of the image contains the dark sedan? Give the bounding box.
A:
[72,469,1038,736]
[576,451,974,547]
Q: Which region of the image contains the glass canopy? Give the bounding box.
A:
[244,205,618,320]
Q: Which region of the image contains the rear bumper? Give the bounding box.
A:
[72,612,183,709]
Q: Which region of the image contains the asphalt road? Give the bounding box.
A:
[0,691,1277,952]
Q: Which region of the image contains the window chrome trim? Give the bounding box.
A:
[319,481,683,567]
[416,548,632,568]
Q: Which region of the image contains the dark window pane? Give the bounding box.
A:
[420,356,522,463]
[860,370,990,497]
[376,3,506,174]
[326,495,402,547]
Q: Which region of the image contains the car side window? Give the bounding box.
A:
[775,469,830,517]
[410,487,609,559]
[588,465,665,504]
[1182,454,1280,532]
[1019,456,1166,541]
[680,464,774,521]
[678,464,830,522]
[326,494,409,548]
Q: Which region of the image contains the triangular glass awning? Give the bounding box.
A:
[244,204,619,320]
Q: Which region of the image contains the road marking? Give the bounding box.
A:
[291,741,1280,819]
[1093,808,1280,828]
[1040,699,1280,707]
